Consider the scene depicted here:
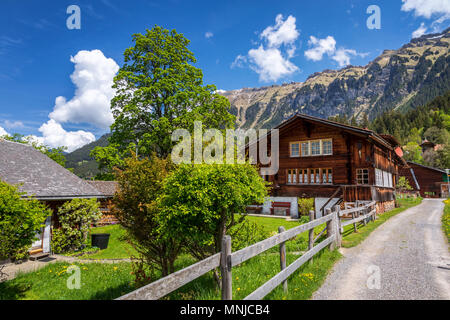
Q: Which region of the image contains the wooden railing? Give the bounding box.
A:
[337,200,376,233]
[117,201,376,301]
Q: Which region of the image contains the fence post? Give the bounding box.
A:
[334,205,342,247]
[308,210,314,264]
[278,226,288,293]
[221,235,232,300]
[362,204,368,226]
[325,208,336,250]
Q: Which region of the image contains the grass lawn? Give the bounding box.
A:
[78,224,137,260]
[0,262,135,300]
[0,197,422,300]
[443,199,450,244]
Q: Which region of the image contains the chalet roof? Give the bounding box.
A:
[407,161,447,174]
[0,139,105,200]
[86,180,118,197]
[276,113,393,148]
[380,134,401,147]
[420,139,435,147]
[247,113,407,165]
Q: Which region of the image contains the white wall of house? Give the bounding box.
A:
[42,216,51,253]
[314,198,340,218]
[262,197,299,218]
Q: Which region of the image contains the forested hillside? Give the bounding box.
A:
[370,91,450,169]
[65,134,110,179]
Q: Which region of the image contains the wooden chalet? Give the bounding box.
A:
[400,161,449,198]
[251,113,406,217]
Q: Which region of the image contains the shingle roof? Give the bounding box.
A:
[86,180,118,197]
[0,139,105,200]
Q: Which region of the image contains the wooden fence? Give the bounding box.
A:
[117,201,376,300]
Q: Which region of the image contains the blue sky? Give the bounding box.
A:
[0,0,449,151]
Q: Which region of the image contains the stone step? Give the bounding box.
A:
[29,252,50,261]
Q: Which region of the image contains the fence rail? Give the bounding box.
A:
[117,200,377,300]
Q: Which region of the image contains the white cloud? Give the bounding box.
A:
[248,46,299,82]
[304,36,336,61]
[25,49,119,152]
[332,48,358,67]
[412,22,428,38]
[2,120,24,129]
[401,0,450,18]
[0,126,9,137]
[231,55,247,69]
[261,14,299,51]
[304,35,367,67]
[205,31,214,39]
[49,49,119,129]
[231,14,300,82]
[30,119,95,153]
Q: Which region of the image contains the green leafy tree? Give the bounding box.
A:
[396,176,413,191]
[436,145,450,169]
[158,163,268,261]
[90,144,126,180]
[112,155,181,276]
[0,181,50,260]
[424,126,450,145]
[51,199,101,254]
[403,142,423,163]
[94,26,235,174]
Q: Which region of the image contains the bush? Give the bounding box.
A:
[112,155,182,277]
[51,198,101,254]
[230,219,270,251]
[0,181,50,260]
[298,198,314,216]
[159,163,268,261]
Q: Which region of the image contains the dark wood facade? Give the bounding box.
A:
[254,114,405,203]
[400,162,449,198]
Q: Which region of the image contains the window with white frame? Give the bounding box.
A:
[301,142,309,156]
[322,139,332,155]
[290,142,300,157]
[311,141,321,155]
[290,139,333,157]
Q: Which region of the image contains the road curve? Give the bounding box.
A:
[312,199,450,300]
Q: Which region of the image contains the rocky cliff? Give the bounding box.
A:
[222,28,450,129]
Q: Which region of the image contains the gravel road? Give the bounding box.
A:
[312,199,450,300]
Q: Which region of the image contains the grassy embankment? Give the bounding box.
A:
[442,198,450,244]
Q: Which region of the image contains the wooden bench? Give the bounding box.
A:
[246,205,263,214]
[270,202,291,216]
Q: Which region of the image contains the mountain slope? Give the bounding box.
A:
[222,28,450,129]
[66,133,110,179]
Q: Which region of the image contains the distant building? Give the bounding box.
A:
[400,161,449,198]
